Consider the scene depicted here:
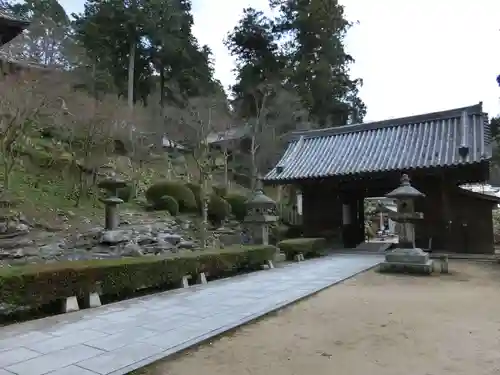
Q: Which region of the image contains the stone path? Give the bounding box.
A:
[0,254,382,375]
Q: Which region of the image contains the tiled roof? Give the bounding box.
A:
[206,126,249,144]
[0,10,29,26]
[264,103,491,181]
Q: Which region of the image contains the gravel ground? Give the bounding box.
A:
[142,260,500,375]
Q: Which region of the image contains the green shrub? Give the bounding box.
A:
[233,172,251,188]
[145,181,197,212]
[0,245,277,308]
[213,185,228,198]
[278,237,327,260]
[117,185,134,202]
[185,182,202,211]
[270,224,290,245]
[225,193,248,221]
[154,195,179,215]
[208,194,231,225]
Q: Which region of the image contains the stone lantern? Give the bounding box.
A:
[243,181,278,245]
[379,174,433,274]
[98,177,127,230]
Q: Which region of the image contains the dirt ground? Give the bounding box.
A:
[144,261,500,375]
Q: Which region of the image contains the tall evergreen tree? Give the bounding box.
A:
[225,7,286,118]
[227,0,366,126]
[271,0,365,126]
[72,0,152,103]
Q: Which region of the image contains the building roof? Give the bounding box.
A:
[264,103,491,182]
[0,10,30,46]
[206,126,249,145]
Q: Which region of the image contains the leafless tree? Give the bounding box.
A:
[245,83,309,191]
[0,70,62,193]
[166,95,230,247]
[57,91,123,206]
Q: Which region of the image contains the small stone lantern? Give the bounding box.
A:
[243,181,278,245]
[380,174,433,274]
[98,177,127,230]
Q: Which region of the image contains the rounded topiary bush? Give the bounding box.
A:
[155,195,179,215]
[212,185,228,198]
[117,185,134,202]
[185,182,202,211]
[145,181,197,212]
[225,193,248,221]
[208,194,231,225]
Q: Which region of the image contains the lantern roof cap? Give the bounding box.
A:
[385,174,425,199]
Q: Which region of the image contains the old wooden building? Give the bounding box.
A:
[264,103,500,254]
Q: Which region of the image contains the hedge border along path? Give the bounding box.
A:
[0,245,277,309]
[0,254,382,375]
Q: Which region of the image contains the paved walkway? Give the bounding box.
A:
[0,254,381,375]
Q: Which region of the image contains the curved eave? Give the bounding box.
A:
[0,12,30,47]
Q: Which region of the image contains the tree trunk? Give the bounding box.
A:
[127,41,135,109]
[3,161,10,192]
[200,175,209,249]
[250,135,258,191]
[223,152,228,189]
[159,66,165,114]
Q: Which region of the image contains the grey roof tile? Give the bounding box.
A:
[265,103,491,181]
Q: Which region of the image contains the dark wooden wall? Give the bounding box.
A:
[298,170,496,254]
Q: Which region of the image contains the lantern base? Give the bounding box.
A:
[380,247,433,275]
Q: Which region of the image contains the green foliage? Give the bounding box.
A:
[145,181,197,212]
[116,185,133,202]
[270,223,290,244]
[212,185,228,198]
[208,194,231,225]
[233,172,252,188]
[227,1,365,126]
[225,193,248,221]
[156,195,179,216]
[278,237,327,260]
[0,245,277,308]
[185,182,202,211]
[72,0,222,104]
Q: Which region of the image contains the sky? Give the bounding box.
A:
[58,0,500,122]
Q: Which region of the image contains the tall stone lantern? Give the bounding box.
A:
[243,181,278,245]
[380,174,433,274]
[98,177,127,230]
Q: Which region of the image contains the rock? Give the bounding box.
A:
[100,229,133,244]
[159,233,182,246]
[39,243,64,257]
[15,223,30,233]
[121,241,144,257]
[0,237,34,250]
[136,234,155,245]
[155,239,175,251]
[178,240,195,249]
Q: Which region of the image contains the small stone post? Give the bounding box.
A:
[102,197,123,230]
[97,177,128,230]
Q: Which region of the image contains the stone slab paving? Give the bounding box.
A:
[0,254,382,375]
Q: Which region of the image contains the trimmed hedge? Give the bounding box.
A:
[0,245,277,308]
[225,193,247,221]
[117,185,134,202]
[156,195,179,215]
[278,238,327,260]
[185,182,202,211]
[208,194,231,225]
[145,181,197,212]
[212,185,228,198]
